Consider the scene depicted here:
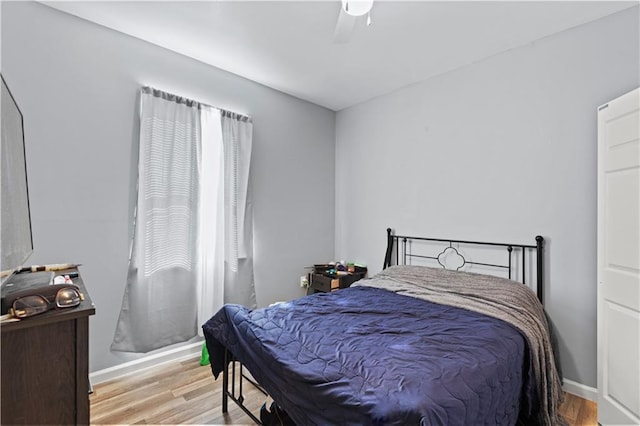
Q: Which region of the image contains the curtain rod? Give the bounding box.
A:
[141,86,252,122]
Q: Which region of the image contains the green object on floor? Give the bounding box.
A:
[200,342,210,366]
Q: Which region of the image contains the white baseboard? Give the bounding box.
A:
[563,379,598,402]
[89,341,203,385]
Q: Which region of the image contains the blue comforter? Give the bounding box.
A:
[203,285,534,425]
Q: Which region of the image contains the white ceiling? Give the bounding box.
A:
[42,1,637,111]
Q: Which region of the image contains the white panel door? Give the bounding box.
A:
[597,87,640,426]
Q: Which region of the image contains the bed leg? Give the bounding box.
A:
[222,348,229,413]
[219,348,267,424]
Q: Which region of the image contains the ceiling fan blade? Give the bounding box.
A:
[333,7,357,43]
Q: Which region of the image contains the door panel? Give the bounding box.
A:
[605,170,640,273]
[602,303,640,417]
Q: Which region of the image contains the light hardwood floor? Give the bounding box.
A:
[90,357,597,425]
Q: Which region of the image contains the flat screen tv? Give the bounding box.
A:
[1,74,33,285]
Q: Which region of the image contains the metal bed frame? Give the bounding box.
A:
[221,350,268,424]
[220,227,546,423]
[383,228,545,303]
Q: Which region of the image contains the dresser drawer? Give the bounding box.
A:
[310,271,366,293]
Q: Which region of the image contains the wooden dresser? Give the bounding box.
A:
[1,270,95,425]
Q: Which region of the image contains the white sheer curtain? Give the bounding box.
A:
[219,110,256,309]
[112,88,255,353]
[196,106,224,328]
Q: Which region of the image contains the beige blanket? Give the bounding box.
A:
[354,265,565,426]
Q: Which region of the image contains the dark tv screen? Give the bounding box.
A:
[1,74,33,284]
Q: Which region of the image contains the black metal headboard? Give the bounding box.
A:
[383,228,545,303]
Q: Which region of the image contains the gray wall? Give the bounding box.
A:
[1,1,336,372]
[335,6,639,388]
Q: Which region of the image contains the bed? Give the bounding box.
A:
[202,229,564,425]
